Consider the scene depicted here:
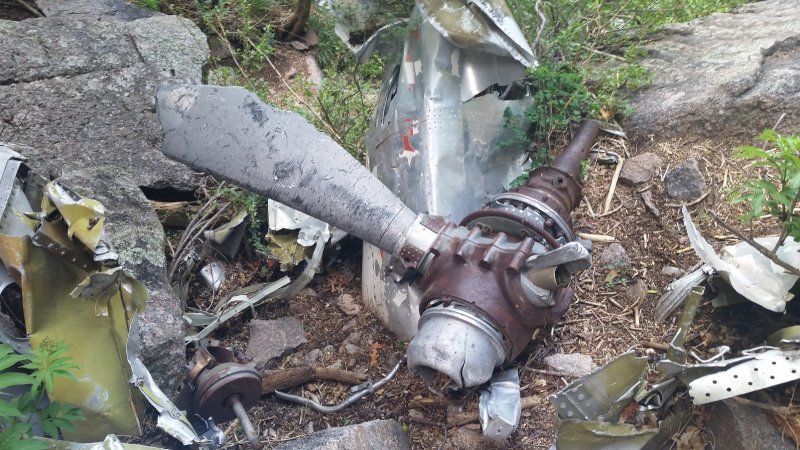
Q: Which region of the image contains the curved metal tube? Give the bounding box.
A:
[273,359,404,414]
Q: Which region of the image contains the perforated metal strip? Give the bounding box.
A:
[688,348,800,405]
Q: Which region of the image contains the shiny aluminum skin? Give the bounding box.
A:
[361,3,536,341]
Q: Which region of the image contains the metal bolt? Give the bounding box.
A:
[229,394,261,448]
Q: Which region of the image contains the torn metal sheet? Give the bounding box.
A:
[479,367,521,440]
[184,277,291,343]
[688,345,800,404]
[551,353,649,422]
[682,206,800,312]
[268,199,346,248]
[326,0,411,61]
[0,190,146,440]
[42,181,118,262]
[199,261,226,294]
[204,209,249,260]
[655,265,712,321]
[418,0,536,69]
[127,315,214,448]
[361,1,536,340]
[36,434,164,450]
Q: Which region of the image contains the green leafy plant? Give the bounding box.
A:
[729,130,800,244]
[0,339,84,449]
[503,0,748,149]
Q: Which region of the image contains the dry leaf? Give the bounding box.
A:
[370,342,385,367]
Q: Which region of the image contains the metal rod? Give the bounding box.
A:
[274,358,404,414]
[229,395,261,448]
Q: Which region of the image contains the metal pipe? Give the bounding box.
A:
[229,395,261,448]
[550,120,600,177]
[274,359,404,413]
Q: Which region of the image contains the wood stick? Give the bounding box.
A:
[577,232,615,243]
[446,396,539,426]
[640,340,669,352]
[603,157,624,213]
[261,367,368,394]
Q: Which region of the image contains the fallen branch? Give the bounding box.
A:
[261,367,368,394]
[446,396,539,426]
[603,157,624,214]
[640,340,669,352]
[14,0,42,17]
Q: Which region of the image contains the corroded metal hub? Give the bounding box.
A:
[193,363,262,423]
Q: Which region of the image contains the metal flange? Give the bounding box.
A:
[193,362,261,423]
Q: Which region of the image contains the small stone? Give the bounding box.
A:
[408,409,424,419]
[274,419,410,450]
[285,67,298,79]
[290,40,309,51]
[304,421,314,435]
[662,266,685,277]
[299,287,318,298]
[598,243,631,269]
[543,353,597,378]
[447,427,502,450]
[665,159,707,201]
[626,279,648,304]
[640,190,661,216]
[344,331,361,344]
[337,293,362,316]
[340,343,361,355]
[246,317,307,370]
[342,318,358,332]
[305,348,321,367]
[620,153,662,185]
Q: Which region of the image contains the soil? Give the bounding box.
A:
[145,39,800,448]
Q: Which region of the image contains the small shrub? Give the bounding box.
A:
[729,130,800,241]
[0,339,84,448]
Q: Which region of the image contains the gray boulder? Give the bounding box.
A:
[274,420,410,450]
[59,165,184,396]
[627,0,800,138]
[706,399,794,450]
[36,0,161,21]
[0,13,208,190]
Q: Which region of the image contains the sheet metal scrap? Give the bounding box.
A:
[657,206,800,319]
[553,288,800,449]
[0,145,210,446]
[0,153,142,439]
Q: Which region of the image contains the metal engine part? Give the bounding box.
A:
[157,86,596,392]
[407,121,598,388]
[185,346,262,447]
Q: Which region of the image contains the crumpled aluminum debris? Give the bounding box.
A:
[657,206,800,319]
[552,286,800,449]
[479,367,522,440]
[0,144,213,447]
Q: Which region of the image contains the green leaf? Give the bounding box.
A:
[0,398,22,418]
[735,145,771,160]
[0,372,34,390]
